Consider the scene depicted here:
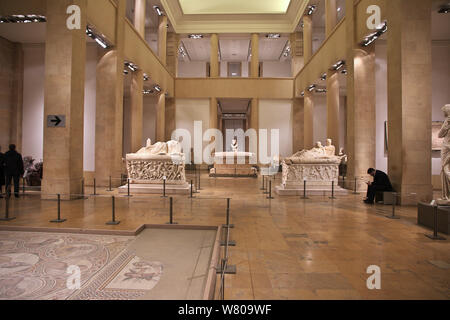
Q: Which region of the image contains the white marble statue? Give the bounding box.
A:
[439,105,450,203]
[231,138,239,152]
[136,139,181,156]
[324,139,336,156]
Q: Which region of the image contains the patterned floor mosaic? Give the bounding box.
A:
[0,231,136,300]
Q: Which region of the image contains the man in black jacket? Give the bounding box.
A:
[4,144,24,198]
[364,168,393,204]
[0,147,5,198]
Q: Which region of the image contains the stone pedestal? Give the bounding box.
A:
[209,152,257,178]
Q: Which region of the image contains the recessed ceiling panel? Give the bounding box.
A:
[178,0,291,15]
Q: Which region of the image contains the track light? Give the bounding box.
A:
[307,5,316,15]
[341,69,347,75]
[86,26,111,49]
[124,61,139,72]
[266,34,281,39]
[330,60,345,71]
[438,6,449,14]
[143,89,154,95]
[300,91,305,97]
[154,85,162,92]
[153,6,163,16]
[0,14,46,23]
[143,73,149,81]
[315,88,327,93]
[189,34,203,39]
[361,21,387,47]
[307,84,316,92]
[320,73,327,81]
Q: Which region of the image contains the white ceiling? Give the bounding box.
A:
[0,23,46,43]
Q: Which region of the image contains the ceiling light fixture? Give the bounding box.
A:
[189,34,203,39]
[308,84,316,92]
[86,26,111,49]
[330,60,346,71]
[143,73,149,81]
[315,88,327,93]
[320,73,327,81]
[307,5,317,16]
[143,89,154,95]
[266,34,281,39]
[360,21,387,47]
[300,91,305,97]
[124,61,139,72]
[0,14,46,23]
[438,6,450,14]
[341,69,348,75]
[153,6,163,16]
[154,85,162,92]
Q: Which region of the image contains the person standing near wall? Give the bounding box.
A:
[0,147,5,198]
[4,144,24,198]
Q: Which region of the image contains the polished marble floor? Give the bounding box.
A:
[0,172,449,300]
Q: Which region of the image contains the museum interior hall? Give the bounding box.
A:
[0,0,449,301]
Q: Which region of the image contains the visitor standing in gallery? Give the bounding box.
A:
[0,146,5,198]
[4,144,24,198]
[364,168,393,204]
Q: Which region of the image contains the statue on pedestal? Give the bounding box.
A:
[438,105,450,205]
[231,138,239,152]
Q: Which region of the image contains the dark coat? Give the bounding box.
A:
[373,170,393,191]
[0,152,4,186]
[4,150,24,177]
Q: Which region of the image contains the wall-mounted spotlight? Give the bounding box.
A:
[123,70,129,75]
[330,60,345,71]
[307,5,317,16]
[189,34,203,39]
[86,26,111,49]
[143,73,149,81]
[266,34,281,39]
[307,84,316,92]
[320,73,327,81]
[124,61,139,72]
[341,69,347,75]
[143,89,154,95]
[0,14,46,23]
[300,91,305,97]
[315,88,327,93]
[360,21,387,47]
[154,85,162,92]
[438,6,449,14]
[153,6,163,16]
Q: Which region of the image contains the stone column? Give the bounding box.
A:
[293,98,304,152]
[345,0,376,191]
[249,98,259,159]
[304,92,314,149]
[303,15,313,62]
[156,92,166,142]
[42,0,87,199]
[130,69,143,153]
[325,0,337,37]
[387,0,433,204]
[209,97,218,153]
[158,15,168,65]
[165,97,176,140]
[10,43,23,150]
[167,33,180,76]
[95,0,126,186]
[290,32,304,77]
[134,0,146,38]
[326,71,340,152]
[250,33,259,78]
[210,34,219,77]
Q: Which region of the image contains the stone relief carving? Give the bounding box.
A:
[127,160,186,183]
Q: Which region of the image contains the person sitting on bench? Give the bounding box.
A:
[364,168,393,204]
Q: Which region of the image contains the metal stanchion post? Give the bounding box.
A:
[189,180,195,198]
[22,177,25,196]
[263,176,269,195]
[0,194,15,221]
[197,166,202,191]
[50,194,66,223]
[222,198,234,228]
[91,178,97,196]
[166,197,178,225]
[266,180,274,199]
[353,177,359,195]
[161,177,167,198]
[301,180,309,199]
[387,192,400,220]
[107,196,120,225]
[107,176,112,192]
[260,175,265,190]
[125,179,132,197]
[426,205,446,240]
[329,181,337,199]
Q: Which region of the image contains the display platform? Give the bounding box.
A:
[209,152,257,178]
[118,182,190,195]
